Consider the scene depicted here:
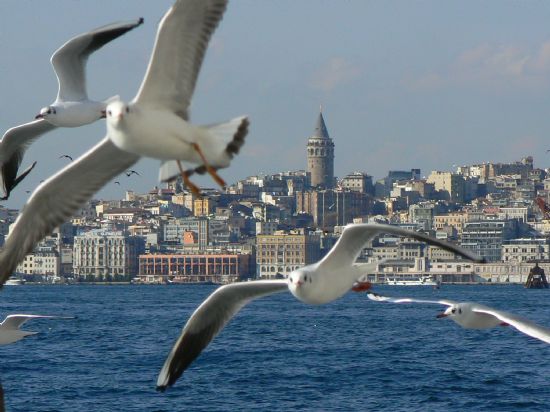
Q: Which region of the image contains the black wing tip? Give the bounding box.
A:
[224,117,249,157]
[137,17,144,26]
[156,384,167,393]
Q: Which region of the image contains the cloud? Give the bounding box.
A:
[406,41,550,92]
[309,57,361,93]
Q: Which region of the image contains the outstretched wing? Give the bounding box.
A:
[157,280,288,391]
[52,18,144,101]
[0,137,139,286]
[367,292,457,307]
[319,223,484,270]
[1,314,74,330]
[472,305,550,344]
[134,0,227,119]
[0,119,57,199]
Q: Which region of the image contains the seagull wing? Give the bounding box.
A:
[134,0,228,119]
[52,18,143,101]
[1,314,74,330]
[318,223,484,271]
[0,120,57,198]
[472,305,550,344]
[0,137,139,285]
[157,280,288,391]
[366,292,457,306]
[2,161,38,201]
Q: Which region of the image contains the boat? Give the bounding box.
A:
[386,275,439,286]
[5,278,25,286]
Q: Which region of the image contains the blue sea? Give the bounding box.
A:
[2,284,550,411]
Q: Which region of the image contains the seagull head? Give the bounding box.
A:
[105,100,130,127]
[35,106,56,120]
[437,304,463,319]
[287,268,316,302]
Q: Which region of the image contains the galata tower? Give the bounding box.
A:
[306,108,334,188]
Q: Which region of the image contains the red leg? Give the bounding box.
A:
[191,143,226,189]
[177,161,201,197]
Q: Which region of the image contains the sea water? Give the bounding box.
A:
[2,284,550,411]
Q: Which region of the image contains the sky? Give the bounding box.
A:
[2,1,550,209]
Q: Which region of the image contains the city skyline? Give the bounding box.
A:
[3,1,550,209]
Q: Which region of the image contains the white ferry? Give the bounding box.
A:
[386,275,439,286]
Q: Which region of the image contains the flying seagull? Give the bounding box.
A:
[0,314,74,345]
[155,223,484,391]
[367,292,550,344]
[105,0,247,195]
[0,0,245,285]
[125,170,140,177]
[0,18,143,200]
[59,155,73,162]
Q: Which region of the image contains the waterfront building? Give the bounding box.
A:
[501,238,550,263]
[137,252,251,284]
[16,254,35,275]
[73,229,145,281]
[15,252,60,277]
[306,109,335,188]
[256,229,321,279]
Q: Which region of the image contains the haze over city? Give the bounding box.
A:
[2,1,550,209]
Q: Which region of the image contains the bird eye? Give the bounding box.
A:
[304,275,308,281]
[107,110,112,116]
[451,308,456,314]
[289,277,293,283]
[47,109,51,114]
[125,107,130,113]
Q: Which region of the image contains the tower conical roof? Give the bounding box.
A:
[312,111,330,139]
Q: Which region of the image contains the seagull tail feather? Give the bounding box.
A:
[204,116,249,167]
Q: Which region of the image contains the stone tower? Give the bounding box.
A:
[307,109,335,188]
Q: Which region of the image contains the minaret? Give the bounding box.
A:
[307,107,335,188]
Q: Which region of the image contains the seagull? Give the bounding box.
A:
[0,314,74,345]
[114,181,121,185]
[59,155,73,162]
[155,223,484,391]
[0,18,143,200]
[367,292,550,344]
[125,170,140,177]
[105,0,247,195]
[0,0,245,285]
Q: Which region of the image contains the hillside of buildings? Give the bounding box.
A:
[4,112,550,285]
